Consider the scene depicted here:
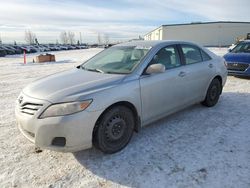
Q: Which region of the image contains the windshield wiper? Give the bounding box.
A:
[81,66,104,73]
[95,69,105,73]
[105,71,127,74]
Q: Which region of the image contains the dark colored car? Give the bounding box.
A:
[13,45,25,53]
[0,48,7,57]
[0,46,16,55]
[224,40,250,76]
[7,45,22,54]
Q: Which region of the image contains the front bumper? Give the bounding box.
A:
[15,93,102,152]
[227,62,250,77]
[228,70,250,77]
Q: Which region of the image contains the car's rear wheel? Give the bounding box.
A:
[93,106,135,154]
[202,78,222,107]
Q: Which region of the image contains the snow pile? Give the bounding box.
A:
[0,48,249,188]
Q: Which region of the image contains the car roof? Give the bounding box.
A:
[114,40,219,60]
[241,40,250,43]
[115,40,194,48]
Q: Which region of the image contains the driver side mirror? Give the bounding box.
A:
[146,64,165,74]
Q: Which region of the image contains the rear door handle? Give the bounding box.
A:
[209,63,213,68]
[178,71,186,77]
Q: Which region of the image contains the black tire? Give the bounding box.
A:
[202,78,222,107]
[93,106,135,154]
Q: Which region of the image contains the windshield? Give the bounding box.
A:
[231,42,250,53]
[81,46,150,74]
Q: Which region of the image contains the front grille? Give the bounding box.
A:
[19,102,43,115]
[227,62,249,72]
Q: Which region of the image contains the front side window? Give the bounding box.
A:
[81,46,150,74]
[181,44,203,65]
[151,45,181,69]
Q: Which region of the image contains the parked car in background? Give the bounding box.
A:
[67,45,76,50]
[13,45,25,53]
[6,45,22,54]
[1,46,15,55]
[59,45,68,50]
[48,44,60,51]
[224,40,250,76]
[17,46,28,53]
[79,44,88,49]
[0,48,7,57]
[15,40,227,154]
[0,43,106,56]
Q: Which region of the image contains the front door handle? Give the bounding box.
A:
[209,63,213,68]
[178,71,186,77]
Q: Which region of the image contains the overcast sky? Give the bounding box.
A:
[0,0,249,44]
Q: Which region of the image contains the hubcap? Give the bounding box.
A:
[105,116,126,141]
[210,85,218,100]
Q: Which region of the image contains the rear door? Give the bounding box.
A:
[178,44,215,103]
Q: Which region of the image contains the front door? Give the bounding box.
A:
[139,45,187,124]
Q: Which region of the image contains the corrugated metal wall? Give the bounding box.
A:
[144,22,250,46]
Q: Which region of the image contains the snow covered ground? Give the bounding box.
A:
[0,47,249,188]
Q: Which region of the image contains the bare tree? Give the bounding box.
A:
[97,33,102,45]
[104,34,109,45]
[68,31,75,45]
[79,32,83,44]
[60,31,68,44]
[139,35,144,40]
[25,30,36,45]
[60,31,75,45]
[35,38,39,45]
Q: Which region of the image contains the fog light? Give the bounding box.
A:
[51,137,66,147]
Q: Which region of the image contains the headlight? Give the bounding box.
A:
[40,100,92,118]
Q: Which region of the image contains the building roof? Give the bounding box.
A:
[145,21,250,36]
[162,21,250,27]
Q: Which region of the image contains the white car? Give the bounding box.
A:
[15,40,227,153]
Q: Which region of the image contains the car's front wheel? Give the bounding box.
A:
[202,78,222,107]
[93,106,135,154]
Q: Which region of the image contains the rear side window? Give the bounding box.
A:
[200,50,212,61]
[181,44,203,64]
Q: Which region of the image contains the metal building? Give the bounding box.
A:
[144,21,250,46]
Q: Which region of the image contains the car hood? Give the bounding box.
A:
[23,68,125,103]
[224,53,250,63]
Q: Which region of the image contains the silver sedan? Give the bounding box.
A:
[15,40,227,153]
